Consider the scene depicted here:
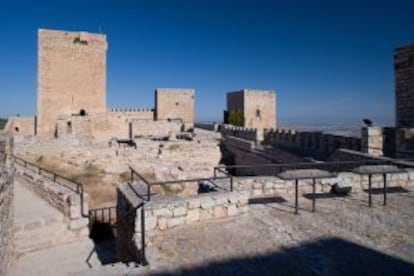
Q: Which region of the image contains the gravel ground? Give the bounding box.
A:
[146,187,414,275]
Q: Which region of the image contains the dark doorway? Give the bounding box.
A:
[80,109,87,116]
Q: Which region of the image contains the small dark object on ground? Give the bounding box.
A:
[117,139,137,148]
[198,181,217,194]
[331,183,352,195]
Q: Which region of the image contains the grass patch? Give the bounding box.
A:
[119,171,131,182]
[168,144,180,151]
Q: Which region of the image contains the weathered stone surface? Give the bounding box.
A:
[173,207,187,217]
[227,204,239,216]
[213,206,227,218]
[153,208,172,217]
[69,218,88,230]
[167,217,185,228]
[145,216,158,231]
[185,209,200,223]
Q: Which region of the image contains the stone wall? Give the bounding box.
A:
[394,43,414,128]
[3,117,36,136]
[116,182,249,261]
[141,191,249,233]
[14,160,89,233]
[221,125,261,143]
[361,126,383,156]
[234,169,414,198]
[131,119,182,138]
[37,29,107,137]
[0,135,13,275]
[194,123,219,132]
[263,128,361,160]
[155,88,194,130]
[55,112,187,141]
[220,125,361,160]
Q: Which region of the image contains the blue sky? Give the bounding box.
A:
[0,0,413,125]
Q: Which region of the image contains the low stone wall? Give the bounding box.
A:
[234,169,414,197]
[116,182,249,261]
[0,136,13,275]
[14,162,89,232]
[195,123,219,132]
[141,191,249,233]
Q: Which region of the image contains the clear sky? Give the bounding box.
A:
[0,0,413,125]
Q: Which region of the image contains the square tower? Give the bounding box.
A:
[226,89,276,129]
[155,88,195,130]
[37,29,107,136]
[395,43,414,128]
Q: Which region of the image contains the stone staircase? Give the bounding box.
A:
[13,176,88,256]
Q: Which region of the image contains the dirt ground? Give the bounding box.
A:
[146,187,414,275]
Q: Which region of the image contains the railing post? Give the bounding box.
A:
[230,175,233,192]
[214,168,217,179]
[141,206,148,265]
[147,184,151,201]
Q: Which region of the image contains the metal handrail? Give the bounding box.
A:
[13,155,87,217]
[130,166,234,201]
[212,159,414,177]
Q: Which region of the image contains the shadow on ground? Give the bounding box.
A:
[153,237,414,276]
[88,222,117,265]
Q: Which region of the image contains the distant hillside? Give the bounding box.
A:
[0,118,7,130]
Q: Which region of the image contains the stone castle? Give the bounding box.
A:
[6,29,195,140]
[1,28,414,275]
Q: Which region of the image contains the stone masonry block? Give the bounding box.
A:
[145,216,158,231]
[173,207,187,217]
[167,217,185,228]
[213,206,227,218]
[153,208,172,217]
[227,204,239,216]
[200,198,215,210]
[186,209,200,223]
[69,217,88,230]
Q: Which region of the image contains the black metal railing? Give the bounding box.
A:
[89,206,117,225]
[213,159,414,178]
[130,166,233,201]
[13,155,87,217]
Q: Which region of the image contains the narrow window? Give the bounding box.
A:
[256,109,261,118]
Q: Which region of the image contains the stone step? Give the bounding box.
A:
[14,221,87,255]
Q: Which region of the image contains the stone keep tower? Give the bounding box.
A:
[226,89,276,129]
[395,43,414,128]
[37,29,107,136]
[155,88,195,130]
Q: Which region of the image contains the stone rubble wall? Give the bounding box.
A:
[0,136,14,275]
[14,161,89,233]
[138,191,249,234]
[234,170,414,198]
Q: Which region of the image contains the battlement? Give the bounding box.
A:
[221,125,361,160]
[109,108,154,113]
